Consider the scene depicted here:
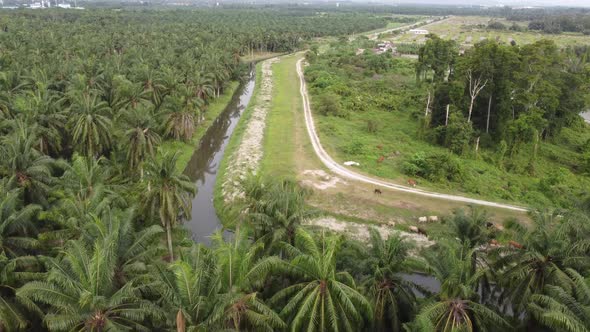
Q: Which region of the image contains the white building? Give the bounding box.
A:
[409,29,429,35]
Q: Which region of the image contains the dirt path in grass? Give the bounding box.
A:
[296,58,527,213]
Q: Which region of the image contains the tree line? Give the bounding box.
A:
[417,36,589,165]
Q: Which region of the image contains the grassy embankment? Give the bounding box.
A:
[213,63,263,225]
[258,54,304,179]
[158,81,239,172]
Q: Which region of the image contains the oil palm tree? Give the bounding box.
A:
[271,229,372,332]
[17,237,163,331]
[61,155,113,202]
[67,91,112,157]
[529,268,590,332]
[191,71,215,102]
[120,107,161,177]
[162,91,199,142]
[413,242,509,332]
[21,84,67,156]
[142,152,195,261]
[0,186,40,258]
[0,254,41,331]
[494,210,590,318]
[81,208,165,288]
[207,230,286,331]
[245,178,317,248]
[1,129,55,205]
[153,244,217,332]
[362,229,426,332]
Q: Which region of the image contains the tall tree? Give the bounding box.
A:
[142,152,195,261]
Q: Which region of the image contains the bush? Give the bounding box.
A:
[488,21,506,30]
[342,139,364,155]
[402,151,465,183]
[315,92,346,117]
[366,119,379,133]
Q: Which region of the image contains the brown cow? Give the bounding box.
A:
[407,179,417,187]
[508,240,524,249]
[377,156,385,163]
[417,227,428,237]
[374,188,382,195]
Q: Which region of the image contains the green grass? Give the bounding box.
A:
[158,81,240,172]
[213,63,264,226]
[258,55,302,179]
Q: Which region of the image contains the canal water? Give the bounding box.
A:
[182,69,255,244]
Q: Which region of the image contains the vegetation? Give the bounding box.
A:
[305,35,590,209]
[1,5,590,332]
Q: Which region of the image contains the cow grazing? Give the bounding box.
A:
[377,156,385,163]
[409,226,419,233]
[417,227,428,237]
[418,216,428,223]
[374,188,382,195]
[508,241,524,249]
[408,179,417,187]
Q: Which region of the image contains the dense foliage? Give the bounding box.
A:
[305,35,590,209]
[2,7,590,332]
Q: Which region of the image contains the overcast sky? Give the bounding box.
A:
[392,0,590,7]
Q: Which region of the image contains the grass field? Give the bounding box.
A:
[158,81,240,172]
[387,16,590,48]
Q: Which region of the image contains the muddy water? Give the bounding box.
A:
[183,70,255,245]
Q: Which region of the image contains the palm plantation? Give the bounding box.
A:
[0,7,588,332]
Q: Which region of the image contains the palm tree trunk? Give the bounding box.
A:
[176,309,186,332]
[166,222,174,261]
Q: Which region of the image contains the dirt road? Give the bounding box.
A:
[296,58,528,213]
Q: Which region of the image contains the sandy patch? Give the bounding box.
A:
[306,217,434,248]
[222,57,279,201]
[300,169,347,190]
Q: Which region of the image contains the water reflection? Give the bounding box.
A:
[183,70,256,245]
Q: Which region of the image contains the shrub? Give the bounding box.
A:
[366,119,379,133]
[315,92,346,117]
[342,139,364,155]
[402,151,465,183]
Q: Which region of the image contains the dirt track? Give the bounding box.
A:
[296,58,528,213]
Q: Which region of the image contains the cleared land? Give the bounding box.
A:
[387,15,590,48]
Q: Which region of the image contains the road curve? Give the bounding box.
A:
[296,58,528,213]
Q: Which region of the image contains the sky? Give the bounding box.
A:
[392,0,590,7]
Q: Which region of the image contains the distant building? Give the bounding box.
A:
[57,3,71,8]
[409,29,429,35]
